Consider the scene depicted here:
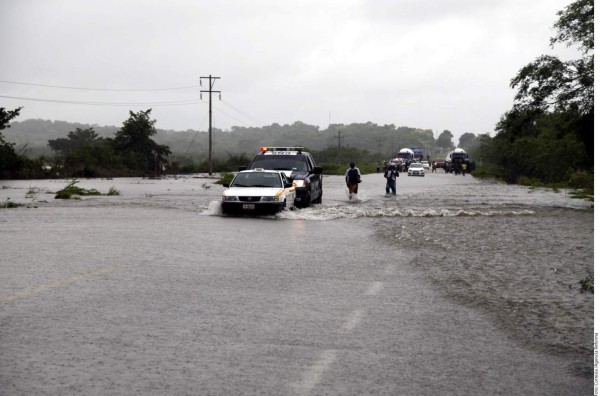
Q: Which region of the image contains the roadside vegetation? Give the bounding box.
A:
[0,198,22,208]
[54,179,120,199]
[471,0,593,198]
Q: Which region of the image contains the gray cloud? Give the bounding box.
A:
[0,0,576,137]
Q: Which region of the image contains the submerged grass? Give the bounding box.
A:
[579,274,594,293]
[0,198,22,208]
[473,168,594,203]
[55,179,119,199]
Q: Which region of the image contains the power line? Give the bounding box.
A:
[0,94,203,107]
[184,112,209,155]
[220,99,265,126]
[2,77,270,132]
[213,105,255,128]
[0,80,198,92]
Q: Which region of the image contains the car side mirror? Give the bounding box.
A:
[222,183,230,188]
[313,166,322,175]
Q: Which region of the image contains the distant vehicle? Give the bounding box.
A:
[433,159,446,170]
[412,147,425,162]
[395,148,415,172]
[450,148,468,162]
[449,148,475,174]
[388,159,403,170]
[243,147,322,208]
[396,148,415,163]
[407,162,425,177]
[421,161,430,170]
[221,169,296,215]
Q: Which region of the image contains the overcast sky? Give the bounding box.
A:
[1,0,578,138]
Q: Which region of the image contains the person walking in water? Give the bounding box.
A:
[384,164,399,195]
[344,162,362,199]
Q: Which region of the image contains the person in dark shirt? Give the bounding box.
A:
[344,162,362,199]
[384,164,399,195]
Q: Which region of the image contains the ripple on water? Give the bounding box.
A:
[375,207,594,377]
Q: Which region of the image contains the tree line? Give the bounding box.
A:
[472,0,593,190]
[0,109,171,178]
[0,0,592,189]
[1,113,471,178]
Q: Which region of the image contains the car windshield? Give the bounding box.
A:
[250,155,308,171]
[231,172,283,188]
[410,163,423,168]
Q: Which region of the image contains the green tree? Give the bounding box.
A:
[477,0,593,184]
[511,0,593,115]
[0,107,22,131]
[48,127,102,158]
[113,109,171,173]
[458,133,477,149]
[509,0,593,159]
[0,107,23,177]
[435,130,455,151]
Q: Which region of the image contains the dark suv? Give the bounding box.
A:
[242,147,323,208]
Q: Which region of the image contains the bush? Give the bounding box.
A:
[0,198,22,208]
[55,179,102,199]
[567,170,593,190]
[215,172,234,185]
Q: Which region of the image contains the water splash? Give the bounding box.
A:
[277,204,536,220]
[200,200,222,216]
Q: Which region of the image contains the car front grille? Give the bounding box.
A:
[238,196,261,202]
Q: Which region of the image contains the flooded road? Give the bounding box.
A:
[0,172,593,395]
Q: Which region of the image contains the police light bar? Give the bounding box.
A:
[259,147,304,152]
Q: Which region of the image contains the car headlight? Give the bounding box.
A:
[260,196,279,202]
[292,180,305,188]
[222,195,239,202]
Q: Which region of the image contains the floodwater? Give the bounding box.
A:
[0,172,593,395]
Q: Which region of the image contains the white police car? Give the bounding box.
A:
[221,169,296,214]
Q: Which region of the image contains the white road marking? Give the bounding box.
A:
[291,274,388,394]
[342,309,364,332]
[0,264,122,303]
[293,350,337,396]
[366,281,384,295]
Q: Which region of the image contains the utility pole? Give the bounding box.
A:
[335,130,344,164]
[200,75,221,176]
[335,130,344,150]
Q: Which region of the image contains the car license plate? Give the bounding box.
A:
[242,204,255,210]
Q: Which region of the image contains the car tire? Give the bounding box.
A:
[296,193,311,208]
